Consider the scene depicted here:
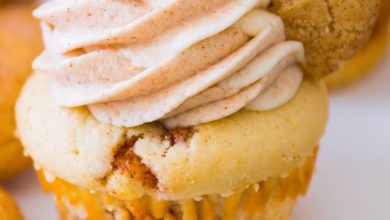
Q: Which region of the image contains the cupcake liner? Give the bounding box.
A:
[0,187,24,220]
[37,149,317,220]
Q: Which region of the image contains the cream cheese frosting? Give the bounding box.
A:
[33,0,305,128]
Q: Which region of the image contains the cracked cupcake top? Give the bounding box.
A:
[17,72,328,200]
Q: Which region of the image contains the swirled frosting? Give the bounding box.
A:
[33,0,305,128]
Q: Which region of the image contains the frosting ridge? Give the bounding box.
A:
[33,0,305,128]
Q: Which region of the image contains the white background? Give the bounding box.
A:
[4,49,390,220]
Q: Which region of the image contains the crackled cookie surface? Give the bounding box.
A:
[325,0,389,88]
[271,0,380,78]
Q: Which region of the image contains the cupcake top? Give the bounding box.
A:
[17,72,328,200]
[33,0,305,128]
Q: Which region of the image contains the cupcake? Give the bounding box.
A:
[16,0,379,219]
[0,0,42,181]
[325,0,389,88]
[0,187,23,220]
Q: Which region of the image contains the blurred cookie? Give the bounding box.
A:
[0,1,42,181]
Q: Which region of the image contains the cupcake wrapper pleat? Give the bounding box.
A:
[37,149,317,220]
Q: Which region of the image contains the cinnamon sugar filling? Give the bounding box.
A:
[113,136,158,188]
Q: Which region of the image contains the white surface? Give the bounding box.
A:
[3,50,390,220]
[292,50,390,220]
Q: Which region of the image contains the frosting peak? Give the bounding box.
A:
[33,0,305,128]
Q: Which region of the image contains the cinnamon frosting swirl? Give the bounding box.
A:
[33,0,305,128]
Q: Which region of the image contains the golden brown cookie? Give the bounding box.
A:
[0,187,23,220]
[0,1,42,181]
[271,0,381,78]
[325,0,389,88]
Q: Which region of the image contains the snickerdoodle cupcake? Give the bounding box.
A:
[16,0,379,219]
[0,0,42,181]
